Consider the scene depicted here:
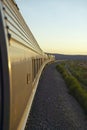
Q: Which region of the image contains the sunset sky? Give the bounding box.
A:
[15,0,87,55]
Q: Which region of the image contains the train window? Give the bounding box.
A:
[40,58,41,67]
[27,73,31,84]
[33,59,35,80]
[36,59,38,73]
[32,59,34,81]
[38,59,40,70]
[34,59,37,78]
[32,59,36,81]
[41,58,42,65]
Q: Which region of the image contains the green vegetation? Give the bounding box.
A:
[56,61,87,114]
[67,60,87,86]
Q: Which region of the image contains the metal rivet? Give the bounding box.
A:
[4,16,7,20]
[3,7,5,10]
[8,33,11,40]
[6,26,9,29]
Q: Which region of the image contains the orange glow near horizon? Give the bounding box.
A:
[16,0,87,55]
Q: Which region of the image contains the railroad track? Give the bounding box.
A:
[25,62,87,130]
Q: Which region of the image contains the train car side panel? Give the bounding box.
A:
[0,0,55,130]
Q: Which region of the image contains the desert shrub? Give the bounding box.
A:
[56,64,87,114]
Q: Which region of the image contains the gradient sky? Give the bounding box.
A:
[15,0,87,55]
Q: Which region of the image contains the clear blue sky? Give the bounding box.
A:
[15,0,87,55]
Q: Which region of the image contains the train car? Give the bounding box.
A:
[0,0,55,130]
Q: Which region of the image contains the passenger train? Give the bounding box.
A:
[0,0,55,130]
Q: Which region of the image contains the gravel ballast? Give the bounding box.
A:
[25,62,87,130]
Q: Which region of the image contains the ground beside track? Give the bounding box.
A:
[25,62,87,130]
